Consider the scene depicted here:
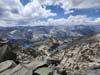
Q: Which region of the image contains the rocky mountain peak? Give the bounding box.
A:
[52,33,100,70]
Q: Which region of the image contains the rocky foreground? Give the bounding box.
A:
[0,33,100,75]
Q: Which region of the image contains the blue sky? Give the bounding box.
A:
[0,0,100,26]
[46,5,100,19]
[20,0,31,6]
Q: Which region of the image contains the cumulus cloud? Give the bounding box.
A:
[38,0,100,14]
[94,18,100,22]
[0,0,100,26]
[61,0,100,14]
[0,0,56,26]
[48,15,100,25]
[22,0,56,18]
[32,15,100,26]
[25,0,100,15]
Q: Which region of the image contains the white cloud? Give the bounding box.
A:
[0,0,56,26]
[32,15,100,26]
[48,15,91,25]
[22,0,56,18]
[66,15,92,25]
[61,0,100,14]
[39,0,100,14]
[94,18,100,22]
[0,0,100,26]
[48,18,67,25]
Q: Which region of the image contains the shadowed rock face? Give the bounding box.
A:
[32,72,40,75]
[0,44,8,62]
[0,39,17,63]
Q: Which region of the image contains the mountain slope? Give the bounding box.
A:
[52,33,100,70]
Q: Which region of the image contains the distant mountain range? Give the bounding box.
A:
[0,25,100,39]
[0,25,100,48]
